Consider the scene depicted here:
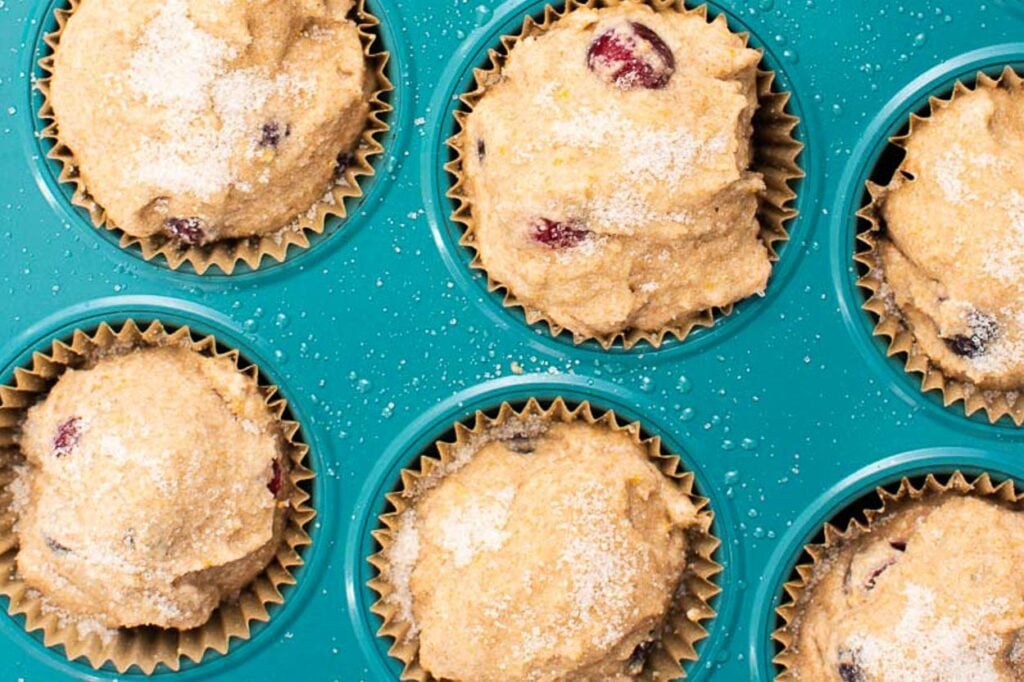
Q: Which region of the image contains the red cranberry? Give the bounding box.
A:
[944,309,998,358]
[946,335,981,358]
[259,121,290,148]
[587,22,675,90]
[52,417,82,458]
[502,433,535,454]
[164,217,206,245]
[836,649,865,682]
[267,459,284,497]
[863,557,897,590]
[531,218,590,249]
[863,540,906,590]
[838,660,864,682]
[45,536,71,555]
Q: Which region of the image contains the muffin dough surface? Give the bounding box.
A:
[878,84,1024,390]
[50,0,369,245]
[462,4,768,339]
[788,496,1024,681]
[15,347,286,629]
[385,420,701,682]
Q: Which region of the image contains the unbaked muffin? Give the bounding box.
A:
[49,0,370,246]
[876,81,1024,391]
[380,416,704,681]
[786,495,1024,680]
[460,3,768,340]
[13,346,288,629]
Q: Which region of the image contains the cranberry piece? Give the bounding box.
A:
[476,139,486,161]
[531,218,590,249]
[945,309,998,358]
[52,417,82,458]
[863,556,897,590]
[259,121,290,149]
[838,661,864,682]
[164,217,206,245]
[267,459,283,497]
[45,536,71,555]
[587,22,675,90]
[946,335,981,358]
[836,649,865,682]
[502,433,535,454]
[862,540,905,590]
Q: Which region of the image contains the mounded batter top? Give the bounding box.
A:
[385,418,702,681]
[50,0,369,246]
[879,83,1024,390]
[14,346,288,630]
[461,3,768,339]
[788,495,1024,681]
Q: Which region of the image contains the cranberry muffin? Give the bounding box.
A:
[877,81,1024,390]
[49,0,370,246]
[786,495,1024,680]
[381,416,704,681]
[461,3,767,340]
[13,346,288,629]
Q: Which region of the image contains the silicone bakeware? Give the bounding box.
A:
[1,0,1023,680]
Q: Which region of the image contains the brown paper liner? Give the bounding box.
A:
[446,0,803,350]
[856,67,1024,425]
[0,320,315,673]
[367,398,722,681]
[772,471,1019,679]
[37,0,393,275]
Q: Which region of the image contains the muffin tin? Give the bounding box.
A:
[2,0,1024,680]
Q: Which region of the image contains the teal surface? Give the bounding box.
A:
[1,0,1023,680]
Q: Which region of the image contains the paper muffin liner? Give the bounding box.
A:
[0,320,315,673]
[772,470,1018,679]
[367,397,722,681]
[446,0,803,350]
[856,67,1024,425]
[36,0,393,275]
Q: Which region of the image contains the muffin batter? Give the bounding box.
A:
[50,0,369,245]
[15,346,287,629]
[461,4,768,339]
[385,419,701,681]
[787,496,1024,681]
[878,83,1024,390]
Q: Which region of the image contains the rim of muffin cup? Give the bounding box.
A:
[366,397,723,681]
[35,0,394,276]
[771,469,1020,680]
[444,0,804,351]
[0,319,315,674]
[856,66,1024,426]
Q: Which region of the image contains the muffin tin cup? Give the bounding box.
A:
[445,0,803,350]
[35,0,393,276]
[770,469,1020,680]
[366,397,722,681]
[856,66,1024,426]
[0,319,315,674]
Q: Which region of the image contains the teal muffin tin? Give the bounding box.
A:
[2,0,1024,680]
